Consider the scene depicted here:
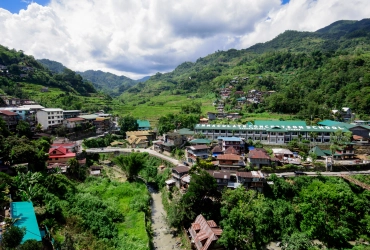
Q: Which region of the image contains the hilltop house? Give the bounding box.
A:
[48,146,76,164]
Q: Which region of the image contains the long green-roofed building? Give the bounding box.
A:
[194,120,350,144]
[11,201,42,243]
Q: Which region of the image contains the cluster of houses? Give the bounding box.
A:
[0,64,35,79]
[0,102,115,134]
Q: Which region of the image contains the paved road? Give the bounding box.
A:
[86,147,180,165]
[85,147,370,176]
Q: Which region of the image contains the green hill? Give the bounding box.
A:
[77,70,138,97]
[0,45,113,112]
[118,18,370,120]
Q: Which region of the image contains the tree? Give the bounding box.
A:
[20,239,43,250]
[179,170,220,225]
[1,226,25,249]
[118,115,138,135]
[281,232,313,250]
[114,153,146,181]
[16,120,33,138]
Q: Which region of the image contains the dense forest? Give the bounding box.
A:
[120,18,370,119]
[163,168,370,249]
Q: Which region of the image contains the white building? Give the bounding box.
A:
[36,108,64,130]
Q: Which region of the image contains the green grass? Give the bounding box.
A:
[77,178,150,249]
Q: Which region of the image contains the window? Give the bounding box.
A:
[278,133,284,136]
[221,130,225,133]
[48,121,51,124]
[55,158,59,160]
[270,132,276,135]
[262,131,267,134]
[215,130,219,133]
[291,132,298,135]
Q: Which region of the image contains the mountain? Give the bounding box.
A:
[77,70,139,97]
[119,18,370,119]
[0,45,113,112]
[37,59,66,73]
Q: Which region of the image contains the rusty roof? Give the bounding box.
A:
[173,165,190,174]
[211,146,223,153]
[224,146,238,155]
[66,117,85,122]
[0,110,17,116]
[217,154,240,161]
[248,149,270,159]
[208,170,231,179]
[188,214,222,250]
[190,145,209,150]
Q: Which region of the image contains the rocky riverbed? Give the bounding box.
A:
[149,186,181,250]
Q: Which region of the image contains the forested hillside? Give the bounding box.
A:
[78,70,138,97]
[121,18,370,119]
[0,46,115,112]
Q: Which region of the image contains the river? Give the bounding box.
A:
[148,185,180,250]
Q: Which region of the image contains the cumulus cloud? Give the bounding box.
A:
[0,0,369,79]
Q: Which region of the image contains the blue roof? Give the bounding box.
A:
[11,202,42,242]
[318,120,341,126]
[217,136,243,141]
[137,119,150,128]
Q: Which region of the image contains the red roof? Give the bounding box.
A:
[0,110,18,116]
[48,146,76,158]
[190,145,209,150]
[248,149,270,159]
[217,154,240,161]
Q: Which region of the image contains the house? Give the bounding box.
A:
[189,139,212,145]
[247,148,271,169]
[94,117,111,133]
[36,108,64,130]
[51,142,79,153]
[126,130,156,148]
[319,120,370,140]
[224,146,239,155]
[332,107,354,121]
[211,146,223,158]
[207,169,266,192]
[137,119,151,130]
[237,171,266,192]
[308,146,331,159]
[63,117,86,129]
[272,148,294,162]
[333,144,355,160]
[0,110,19,131]
[218,137,244,155]
[63,110,81,119]
[0,107,36,126]
[48,146,76,164]
[186,145,210,164]
[171,165,190,188]
[188,214,224,250]
[89,165,104,176]
[217,154,244,170]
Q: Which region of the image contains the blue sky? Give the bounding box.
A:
[0,0,49,13]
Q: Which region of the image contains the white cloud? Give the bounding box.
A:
[0,0,369,79]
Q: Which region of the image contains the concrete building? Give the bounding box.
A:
[36,108,64,130]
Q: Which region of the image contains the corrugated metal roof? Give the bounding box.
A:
[217,154,240,161]
[12,202,42,243]
[137,119,150,128]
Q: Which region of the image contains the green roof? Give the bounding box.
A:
[254,120,307,126]
[12,201,42,243]
[178,128,194,135]
[309,146,329,157]
[190,139,212,144]
[266,127,287,132]
[318,120,341,126]
[195,122,349,133]
[137,119,150,128]
[319,120,370,130]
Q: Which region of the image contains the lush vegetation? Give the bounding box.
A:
[163,170,370,249]
[77,70,138,97]
[115,18,370,121]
